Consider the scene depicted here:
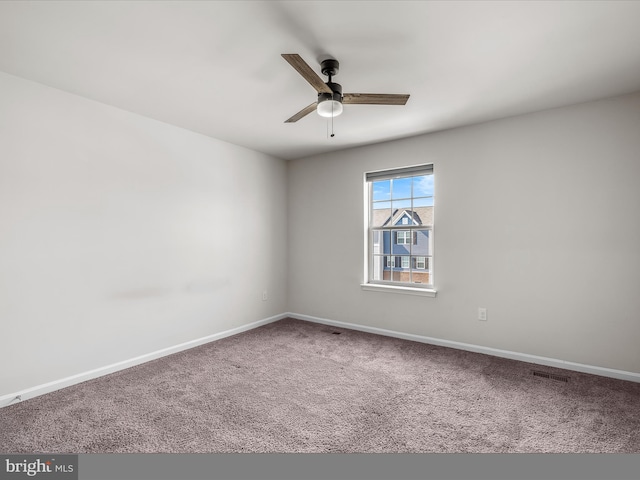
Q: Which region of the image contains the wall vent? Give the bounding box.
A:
[532,370,570,383]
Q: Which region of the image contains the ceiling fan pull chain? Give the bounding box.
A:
[331,108,335,138]
[326,103,336,138]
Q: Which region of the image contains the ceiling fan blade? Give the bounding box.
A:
[343,93,410,105]
[282,54,333,94]
[285,102,318,123]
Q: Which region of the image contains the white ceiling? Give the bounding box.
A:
[1,1,640,160]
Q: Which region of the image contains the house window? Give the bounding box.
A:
[396,231,412,244]
[367,164,434,288]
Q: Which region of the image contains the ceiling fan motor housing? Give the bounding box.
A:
[318,81,343,104]
[320,58,339,77]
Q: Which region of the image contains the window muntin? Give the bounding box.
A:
[367,165,433,288]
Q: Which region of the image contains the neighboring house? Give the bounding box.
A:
[372,206,433,284]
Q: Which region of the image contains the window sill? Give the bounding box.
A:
[360,283,437,297]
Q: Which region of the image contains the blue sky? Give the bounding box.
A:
[372,175,434,208]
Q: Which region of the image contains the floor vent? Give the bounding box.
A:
[532,370,570,383]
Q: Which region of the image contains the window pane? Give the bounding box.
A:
[412,256,426,269]
[373,230,393,255]
[391,177,412,200]
[372,230,383,256]
[412,175,434,197]
[410,256,430,284]
[411,208,433,227]
[392,232,410,255]
[372,180,391,201]
[383,231,391,254]
[372,202,392,227]
[392,259,404,282]
[372,255,386,281]
[411,268,429,284]
[413,196,434,208]
[413,229,431,256]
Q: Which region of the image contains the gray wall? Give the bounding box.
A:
[0,72,288,396]
[288,92,640,374]
[2,69,639,399]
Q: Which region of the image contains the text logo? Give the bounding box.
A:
[1,456,77,480]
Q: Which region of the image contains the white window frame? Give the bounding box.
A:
[362,164,436,297]
[396,231,411,245]
[416,256,426,270]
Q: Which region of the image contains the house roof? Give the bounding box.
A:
[372,207,433,228]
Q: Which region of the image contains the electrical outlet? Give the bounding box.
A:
[262,290,268,301]
[478,307,487,321]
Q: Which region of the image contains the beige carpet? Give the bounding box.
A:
[1,318,639,453]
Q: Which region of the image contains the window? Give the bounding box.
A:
[366,164,434,289]
[396,231,413,244]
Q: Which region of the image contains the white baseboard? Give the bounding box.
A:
[286,312,640,384]
[3,310,638,409]
[0,313,287,409]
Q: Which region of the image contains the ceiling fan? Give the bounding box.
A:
[282,54,410,123]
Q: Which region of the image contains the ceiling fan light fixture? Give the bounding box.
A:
[317,98,343,118]
[317,85,343,118]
